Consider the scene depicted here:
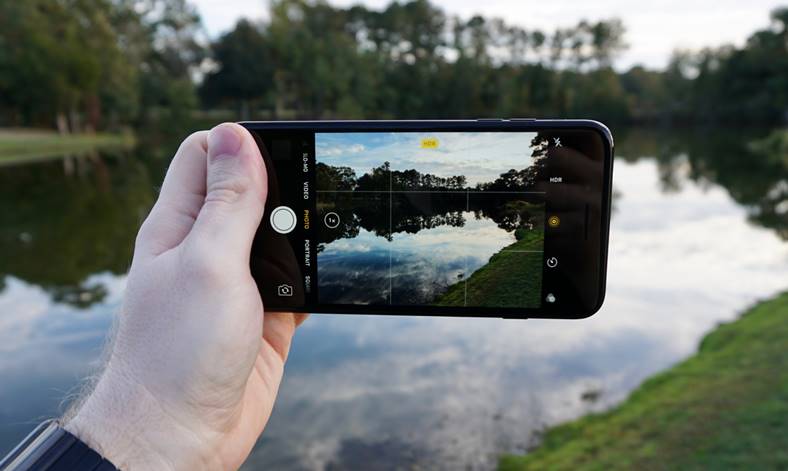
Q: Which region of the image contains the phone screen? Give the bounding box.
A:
[243,120,613,319]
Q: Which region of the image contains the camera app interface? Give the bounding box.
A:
[315,132,546,308]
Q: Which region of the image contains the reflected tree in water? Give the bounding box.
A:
[0,151,156,307]
[620,128,788,239]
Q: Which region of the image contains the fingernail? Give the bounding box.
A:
[208,124,243,161]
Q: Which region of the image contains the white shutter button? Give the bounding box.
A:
[270,206,297,234]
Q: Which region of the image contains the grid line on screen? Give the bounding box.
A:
[389,168,392,305]
[318,185,544,306]
[315,130,547,308]
[465,188,469,307]
[316,190,546,194]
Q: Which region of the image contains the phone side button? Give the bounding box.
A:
[509,117,536,121]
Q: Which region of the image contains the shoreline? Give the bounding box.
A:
[0,128,135,165]
[435,228,544,308]
[499,292,788,470]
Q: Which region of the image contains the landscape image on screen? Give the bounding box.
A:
[315,132,547,308]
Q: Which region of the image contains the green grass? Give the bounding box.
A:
[435,229,544,308]
[0,128,135,165]
[499,292,788,471]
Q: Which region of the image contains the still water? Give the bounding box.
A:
[318,214,518,305]
[1,129,787,469]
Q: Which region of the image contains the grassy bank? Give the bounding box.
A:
[0,128,135,165]
[500,292,788,470]
[436,229,544,308]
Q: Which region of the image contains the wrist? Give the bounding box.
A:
[64,366,223,471]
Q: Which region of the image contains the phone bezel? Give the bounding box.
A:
[241,119,614,319]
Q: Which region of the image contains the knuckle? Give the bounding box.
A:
[205,175,249,206]
[204,187,242,207]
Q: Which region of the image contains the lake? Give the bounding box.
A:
[1,128,786,470]
[318,209,535,306]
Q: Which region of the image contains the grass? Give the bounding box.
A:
[499,292,788,471]
[0,128,135,165]
[435,229,544,308]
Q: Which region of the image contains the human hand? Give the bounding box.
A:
[65,123,307,470]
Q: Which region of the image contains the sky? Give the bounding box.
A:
[192,0,785,70]
[316,132,538,185]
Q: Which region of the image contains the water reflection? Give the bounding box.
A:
[0,152,155,308]
[316,188,546,306]
[0,129,787,470]
[0,274,121,450]
[245,157,788,469]
[319,214,518,305]
[617,128,788,239]
[390,214,517,305]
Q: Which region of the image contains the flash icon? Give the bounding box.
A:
[553,137,562,147]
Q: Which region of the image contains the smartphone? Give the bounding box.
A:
[240,119,613,319]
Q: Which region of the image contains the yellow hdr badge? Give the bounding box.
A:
[420,137,439,149]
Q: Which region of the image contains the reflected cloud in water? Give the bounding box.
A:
[245,158,788,469]
[1,154,787,469]
[0,273,124,449]
[318,213,524,305]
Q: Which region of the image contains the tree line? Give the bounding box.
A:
[0,0,203,133]
[318,161,469,191]
[317,162,545,192]
[1,0,787,131]
[317,134,548,193]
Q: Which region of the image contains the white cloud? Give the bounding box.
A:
[315,142,366,158]
[316,132,538,186]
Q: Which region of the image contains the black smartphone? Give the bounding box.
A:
[241,119,613,319]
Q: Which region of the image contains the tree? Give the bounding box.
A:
[589,19,627,69]
[201,19,272,118]
[357,162,391,191]
[0,0,137,131]
[0,0,204,130]
[133,0,205,123]
[316,163,358,191]
[681,7,788,124]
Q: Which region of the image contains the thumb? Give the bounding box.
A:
[187,123,267,264]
